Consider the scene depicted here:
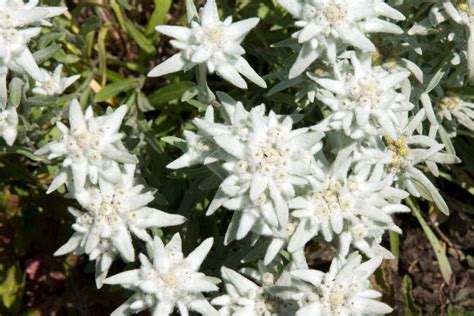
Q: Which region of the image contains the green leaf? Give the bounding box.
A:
[407,198,453,284]
[146,0,172,34]
[186,0,199,23]
[0,146,41,161]
[125,20,155,54]
[53,49,80,64]
[161,136,187,151]
[94,79,140,103]
[8,78,23,108]
[0,263,23,313]
[33,43,61,64]
[149,81,195,107]
[136,92,154,112]
[98,26,109,86]
[402,275,421,316]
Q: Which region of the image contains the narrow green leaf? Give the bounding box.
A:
[407,198,452,284]
[389,231,400,262]
[146,0,172,34]
[125,20,155,54]
[94,79,140,102]
[402,275,421,316]
[186,0,199,23]
[161,136,187,151]
[136,92,154,112]
[33,43,61,64]
[148,81,195,107]
[111,0,127,30]
[0,146,41,161]
[8,78,23,108]
[98,26,109,86]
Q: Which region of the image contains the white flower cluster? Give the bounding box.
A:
[148,0,266,89]
[37,100,187,287]
[143,0,460,314]
[0,1,78,147]
[25,0,469,315]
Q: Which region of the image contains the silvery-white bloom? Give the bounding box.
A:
[277,0,405,78]
[54,165,186,287]
[148,0,266,89]
[35,99,138,193]
[314,53,413,139]
[166,106,220,169]
[437,95,474,130]
[288,155,408,259]
[104,234,219,316]
[0,104,18,145]
[169,93,324,244]
[32,64,80,96]
[213,266,300,316]
[353,110,459,215]
[0,0,66,106]
[291,253,392,315]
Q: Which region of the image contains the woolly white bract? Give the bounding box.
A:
[276,0,405,78]
[33,64,80,96]
[213,266,299,315]
[168,92,323,249]
[148,0,266,89]
[0,104,18,145]
[54,165,186,287]
[314,53,413,139]
[289,158,409,259]
[0,0,66,107]
[104,234,219,316]
[35,99,138,193]
[291,253,392,315]
[438,96,474,131]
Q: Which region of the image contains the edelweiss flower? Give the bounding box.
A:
[148,0,266,89]
[167,106,219,169]
[0,0,66,106]
[437,95,474,130]
[277,0,405,78]
[35,99,138,193]
[213,266,299,316]
[54,165,186,287]
[104,234,218,316]
[33,65,80,96]
[0,104,18,145]
[169,93,324,244]
[289,155,408,259]
[442,1,474,80]
[291,253,392,315]
[353,110,459,215]
[314,53,413,139]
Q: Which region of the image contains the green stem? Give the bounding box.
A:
[407,198,452,284]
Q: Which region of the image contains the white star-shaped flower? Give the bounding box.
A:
[288,157,408,259]
[437,95,474,131]
[168,93,324,244]
[0,0,66,107]
[291,253,392,315]
[0,104,18,145]
[104,234,219,316]
[32,64,80,96]
[277,0,405,78]
[314,53,413,139]
[213,266,300,316]
[148,0,266,89]
[353,110,459,215]
[54,165,186,288]
[35,99,138,193]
